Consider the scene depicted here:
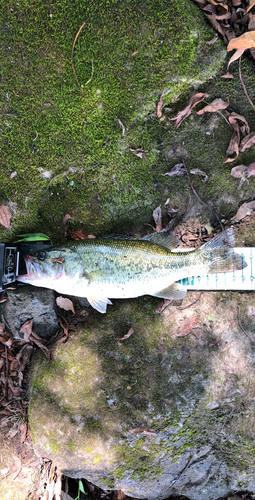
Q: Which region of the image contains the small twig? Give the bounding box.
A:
[116,116,126,136]
[71,22,86,87]
[237,305,254,343]
[32,130,38,142]
[177,291,203,310]
[181,146,223,231]
[239,57,255,111]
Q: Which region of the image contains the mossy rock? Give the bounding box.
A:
[0,0,228,242]
[29,292,255,499]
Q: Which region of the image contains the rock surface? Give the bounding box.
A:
[29,291,255,499]
[2,286,59,339]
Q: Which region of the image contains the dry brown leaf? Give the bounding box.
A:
[220,71,234,78]
[0,205,12,229]
[196,98,229,115]
[228,48,246,69]
[20,319,33,342]
[117,327,134,341]
[130,148,147,158]
[230,163,255,179]
[231,200,255,222]
[162,163,185,177]
[56,296,75,313]
[223,131,239,163]
[227,112,250,135]
[68,229,88,240]
[248,13,255,30]
[177,315,199,337]
[206,34,219,45]
[240,132,255,152]
[227,31,255,51]
[153,206,162,233]
[190,169,208,182]
[157,95,163,118]
[129,428,157,436]
[204,14,228,44]
[170,93,209,129]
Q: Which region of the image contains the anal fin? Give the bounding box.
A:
[87,295,113,313]
[152,282,187,300]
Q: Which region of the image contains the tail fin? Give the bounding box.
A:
[199,227,247,273]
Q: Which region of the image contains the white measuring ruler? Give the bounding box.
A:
[178,248,255,291]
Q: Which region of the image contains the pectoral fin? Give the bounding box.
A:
[87,295,113,313]
[152,282,187,300]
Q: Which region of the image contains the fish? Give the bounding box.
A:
[17,227,247,313]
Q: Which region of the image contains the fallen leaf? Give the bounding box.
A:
[130,148,147,158]
[157,95,163,118]
[204,14,228,44]
[240,132,255,152]
[248,13,255,32]
[153,206,162,233]
[220,71,234,78]
[227,48,246,69]
[162,163,186,177]
[190,169,208,182]
[231,165,248,178]
[227,31,255,51]
[56,296,75,314]
[117,327,134,341]
[231,163,255,179]
[68,229,88,240]
[196,98,229,115]
[223,131,239,163]
[0,205,12,229]
[227,112,250,136]
[20,319,33,342]
[206,34,219,44]
[177,315,199,337]
[170,93,209,129]
[129,428,157,436]
[227,32,255,68]
[231,201,255,222]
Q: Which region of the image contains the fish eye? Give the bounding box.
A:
[38,251,46,261]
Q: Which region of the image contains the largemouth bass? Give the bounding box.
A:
[17,228,246,313]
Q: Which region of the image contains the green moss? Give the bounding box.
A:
[0,0,227,242]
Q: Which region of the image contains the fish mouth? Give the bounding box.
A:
[17,255,42,282]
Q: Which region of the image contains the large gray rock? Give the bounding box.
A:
[2,286,59,339]
[29,292,255,499]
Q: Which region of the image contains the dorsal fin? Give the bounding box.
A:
[141,231,179,250]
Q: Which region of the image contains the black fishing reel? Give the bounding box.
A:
[0,238,52,291]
